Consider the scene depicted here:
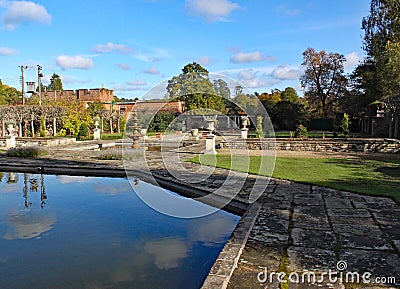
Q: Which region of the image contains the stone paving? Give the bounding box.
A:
[0,139,399,289]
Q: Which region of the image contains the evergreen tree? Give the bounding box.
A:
[48,73,63,91]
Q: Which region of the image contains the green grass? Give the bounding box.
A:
[101,133,124,140]
[188,155,400,202]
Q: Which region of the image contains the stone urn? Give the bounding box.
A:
[140,128,147,136]
[7,123,15,136]
[190,128,199,137]
[240,116,248,129]
[204,115,217,134]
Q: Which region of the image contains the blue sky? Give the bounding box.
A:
[0,0,369,99]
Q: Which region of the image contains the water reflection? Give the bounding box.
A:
[24,173,48,209]
[2,173,55,240]
[0,172,239,289]
[3,210,56,240]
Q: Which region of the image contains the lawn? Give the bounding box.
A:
[188,154,400,202]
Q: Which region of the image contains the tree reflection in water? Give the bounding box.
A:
[22,173,47,209]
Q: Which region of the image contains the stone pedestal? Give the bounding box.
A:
[241,128,248,139]
[205,134,217,155]
[93,128,101,140]
[6,124,16,148]
[6,135,16,148]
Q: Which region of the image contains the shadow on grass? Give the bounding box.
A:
[375,166,400,178]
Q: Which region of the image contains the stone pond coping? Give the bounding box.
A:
[201,203,261,289]
[221,138,400,153]
[0,146,399,288]
[0,137,76,147]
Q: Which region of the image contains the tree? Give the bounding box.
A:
[47,73,63,91]
[346,59,380,117]
[87,101,105,118]
[301,48,347,118]
[0,81,20,105]
[213,79,231,99]
[379,41,400,137]
[281,87,299,103]
[54,98,92,137]
[359,0,400,137]
[362,0,400,63]
[270,101,308,130]
[379,41,400,101]
[166,62,225,112]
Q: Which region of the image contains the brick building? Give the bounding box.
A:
[42,88,185,115]
[42,88,114,110]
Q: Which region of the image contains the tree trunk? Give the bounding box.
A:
[53,118,57,137]
[19,122,22,137]
[394,116,399,139]
[24,121,27,137]
[101,118,104,133]
[31,119,35,137]
[117,117,120,134]
[110,118,113,134]
[2,119,5,137]
[388,116,393,138]
[43,118,46,136]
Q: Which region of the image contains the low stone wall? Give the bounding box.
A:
[220,138,400,153]
[0,137,76,147]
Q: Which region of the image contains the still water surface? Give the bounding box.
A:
[0,172,239,289]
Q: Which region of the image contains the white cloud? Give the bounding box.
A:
[112,79,147,92]
[185,0,239,22]
[344,51,360,69]
[237,69,267,88]
[276,4,302,16]
[144,238,189,270]
[117,63,132,71]
[271,64,300,80]
[57,175,90,184]
[3,210,56,240]
[112,85,143,91]
[127,79,147,86]
[55,55,94,70]
[0,46,17,56]
[2,1,51,30]
[92,42,133,54]
[196,55,212,66]
[142,66,159,75]
[231,51,275,63]
[53,74,91,86]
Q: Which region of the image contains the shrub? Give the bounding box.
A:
[341,113,351,137]
[98,148,141,160]
[40,116,46,137]
[6,147,46,157]
[256,115,264,138]
[77,122,89,140]
[295,124,308,139]
[98,148,122,160]
[56,128,67,137]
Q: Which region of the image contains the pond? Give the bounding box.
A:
[0,172,239,289]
